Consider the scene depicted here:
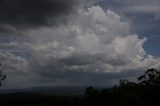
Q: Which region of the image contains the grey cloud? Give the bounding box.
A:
[1,4,160,88]
[25,6,158,81]
[99,0,160,36]
[29,62,143,86]
[0,0,79,33]
[100,0,160,15]
[61,53,129,66]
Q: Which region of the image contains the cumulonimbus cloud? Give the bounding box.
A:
[18,6,159,85]
[1,5,160,87]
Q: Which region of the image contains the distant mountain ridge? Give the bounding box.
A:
[0,86,110,95]
[0,86,86,96]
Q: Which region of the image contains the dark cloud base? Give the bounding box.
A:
[28,69,143,87]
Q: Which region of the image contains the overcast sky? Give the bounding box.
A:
[0,0,160,89]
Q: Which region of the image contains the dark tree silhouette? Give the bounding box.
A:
[85,86,99,97]
[0,63,6,86]
[83,68,160,106]
[138,68,160,87]
[0,68,160,106]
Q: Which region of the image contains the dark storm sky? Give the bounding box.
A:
[0,0,160,88]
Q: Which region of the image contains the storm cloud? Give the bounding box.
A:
[1,1,160,88]
[12,6,159,87]
[0,0,79,33]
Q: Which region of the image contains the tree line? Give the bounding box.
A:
[85,68,160,106]
[0,66,160,106]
